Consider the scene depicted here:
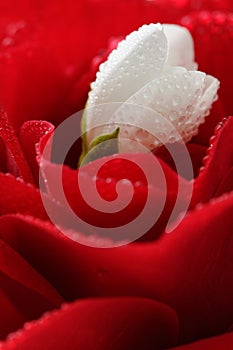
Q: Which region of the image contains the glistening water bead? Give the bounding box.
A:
[83,23,220,156]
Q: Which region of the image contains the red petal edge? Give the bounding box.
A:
[192,116,233,205]
[0,191,232,343]
[0,298,178,350]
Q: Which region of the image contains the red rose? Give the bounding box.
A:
[0,1,233,349]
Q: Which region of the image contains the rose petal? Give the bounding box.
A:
[215,167,233,197]
[163,24,196,69]
[67,36,122,115]
[154,143,207,179]
[181,11,233,116]
[0,173,48,219]
[0,237,63,340]
[40,153,190,242]
[0,214,92,301]
[0,1,184,130]
[0,192,232,343]
[19,121,54,183]
[191,98,225,146]
[0,24,67,130]
[85,23,167,141]
[56,192,233,343]
[192,116,233,205]
[0,298,178,350]
[0,109,34,183]
[0,2,231,131]
[108,67,216,152]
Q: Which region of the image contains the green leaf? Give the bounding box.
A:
[79,127,120,167]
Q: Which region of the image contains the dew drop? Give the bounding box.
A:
[170,110,178,121]
[136,129,149,140]
[172,95,181,107]
[143,87,152,100]
[186,105,193,114]
[134,180,142,188]
[1,37,15,47]
[200,101,207,111]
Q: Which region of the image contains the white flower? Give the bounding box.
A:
[83,23,220,154]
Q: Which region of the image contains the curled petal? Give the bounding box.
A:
[163,24,196,69]
[86,23,167,142]
[107,68,218,152]
[39,153,190,242]
[0,109,34,183]
[85,23,219,154]
[19,121,54,184]
[0,298,178,350]
[0,173,50,220]
[0,237,63,340]
[192,116,233,205]
[0,192,233,343]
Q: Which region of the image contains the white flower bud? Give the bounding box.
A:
[83,23,220,153]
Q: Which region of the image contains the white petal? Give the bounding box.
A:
[84,23,220,153]
[86,23,167,134]
[196,75,220,118]
[102,68,217,152]
[163,24,197,70]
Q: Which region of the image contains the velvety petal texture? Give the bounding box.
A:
[0,1,233,349]
[0,236,63,340]
[19,121,54,183]
[0,173,48,219]
[39,153,191,241]
[181,10,233,116]
[0,109,34,183]
[0,298,178,350]
[192,116,233,205]
[0,190,232,343]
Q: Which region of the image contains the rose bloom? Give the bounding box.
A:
[0,0,233,349]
